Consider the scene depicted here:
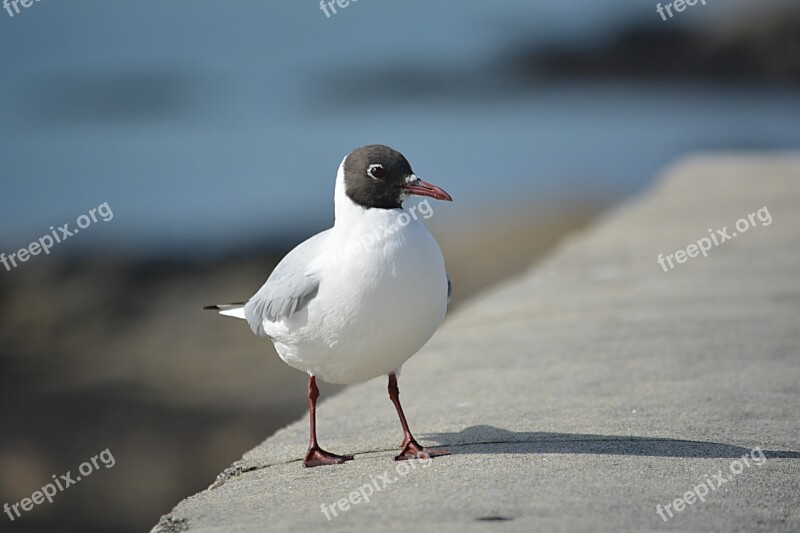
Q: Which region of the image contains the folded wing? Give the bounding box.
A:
[244,231,328,337]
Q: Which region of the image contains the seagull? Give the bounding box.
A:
[205,145,453,467]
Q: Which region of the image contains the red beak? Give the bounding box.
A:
[404,178,453,202]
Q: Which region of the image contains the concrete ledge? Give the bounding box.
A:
[153,155,800,532]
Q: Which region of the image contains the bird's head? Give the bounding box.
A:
[342,145,452,210]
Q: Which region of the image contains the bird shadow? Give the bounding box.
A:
[422,425,800,459]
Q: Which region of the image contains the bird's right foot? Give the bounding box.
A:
[395,438,450,461]
[303,447,354,467]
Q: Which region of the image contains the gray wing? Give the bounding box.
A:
[244,230,328,336]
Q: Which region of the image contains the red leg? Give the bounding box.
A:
[303,376,354,467]
[388,372,450,461]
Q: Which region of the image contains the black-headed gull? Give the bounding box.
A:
[206,145,453,467]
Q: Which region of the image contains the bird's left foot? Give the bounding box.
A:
[303,447,354,467]
[395,439,450,461]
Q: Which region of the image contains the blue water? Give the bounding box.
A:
[1,0,799,255]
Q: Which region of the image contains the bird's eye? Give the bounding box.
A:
[368,164,386,179]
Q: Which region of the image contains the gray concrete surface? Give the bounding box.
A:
[153,155,800,532]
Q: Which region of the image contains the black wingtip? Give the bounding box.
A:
[203,302,246,311]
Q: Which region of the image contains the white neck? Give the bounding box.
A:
[333,158,358,223]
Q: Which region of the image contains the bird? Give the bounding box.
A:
[205,145,453,467]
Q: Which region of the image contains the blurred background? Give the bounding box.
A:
[1,0,799,531]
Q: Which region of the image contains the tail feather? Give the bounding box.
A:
[204,303,247,319]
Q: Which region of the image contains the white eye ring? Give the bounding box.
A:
[368,164,385,179]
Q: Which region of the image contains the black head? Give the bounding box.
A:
[342,145,452,209]
[343,145,415,209]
